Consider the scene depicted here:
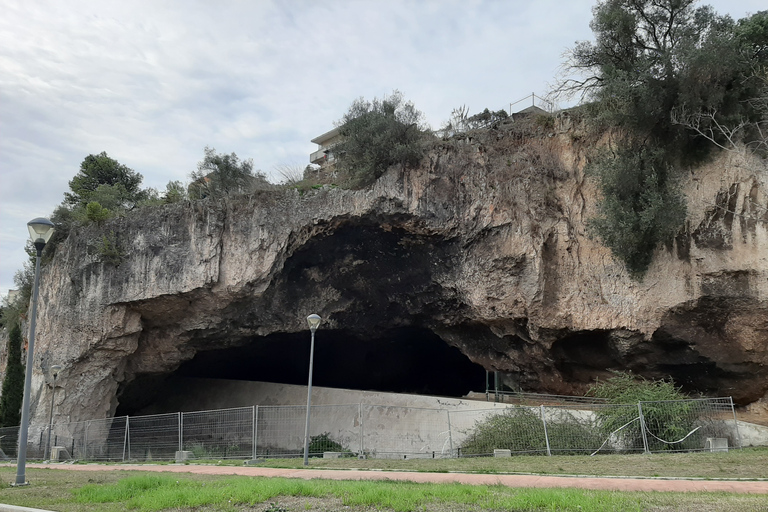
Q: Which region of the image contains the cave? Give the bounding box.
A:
[115,326,486,416]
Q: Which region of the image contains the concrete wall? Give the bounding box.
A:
[137,378,510,414]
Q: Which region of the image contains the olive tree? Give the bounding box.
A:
[333,91,429,188]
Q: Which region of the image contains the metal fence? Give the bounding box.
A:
[4,396,742,462]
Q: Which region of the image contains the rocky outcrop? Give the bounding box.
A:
[24,121,768,426]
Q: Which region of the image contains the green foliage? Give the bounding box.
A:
[65,152,145,207]
[307,432,348,456]
[96,231,125,266]
[334,90,429,188]
[588,372,696,451]
[558,1,768,276]
[460,407,603,456]
[162,180,187,203]
[85,201,112,224]
[460,407,546,455]
[0,323,25,428]
[587,372,688,403]
[587,145,686,276]
[189,147,270,199]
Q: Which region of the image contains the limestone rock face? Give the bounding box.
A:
[25,124,768,426]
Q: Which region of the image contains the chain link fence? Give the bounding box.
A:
[8,396,743,462]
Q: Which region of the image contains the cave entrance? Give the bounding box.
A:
[115,326,486,416]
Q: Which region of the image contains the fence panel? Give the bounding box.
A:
[640,397,740,452]
[0,426,19,458]
[181,407,253,459]
[361,405,452,458]
[450,406,547,456]
[125,413,179,461]
[546,403,642,455]
[255,405,359,458]
[5,395,745,462]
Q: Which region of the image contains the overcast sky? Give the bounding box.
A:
[1,0,764,299]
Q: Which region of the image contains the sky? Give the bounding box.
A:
[1,0,765,299]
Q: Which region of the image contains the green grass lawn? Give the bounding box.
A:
[0,468,767,512]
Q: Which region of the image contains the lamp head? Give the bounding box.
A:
[306,314,321,332]
[50,365,62,378]
[27,217,55,253]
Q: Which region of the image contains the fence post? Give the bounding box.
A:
[252,405,258,460]
[729,397,743,449]
[359,403,365,458]
[540,405,552,456]
[637,402,650,454]
[178,412,183,453]
[446,410,454,457]
[84,420,90,462]
[122,416,129,462]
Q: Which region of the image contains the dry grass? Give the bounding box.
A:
[258,447,768,480]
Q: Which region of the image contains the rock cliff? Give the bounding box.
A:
[23,119,768,426]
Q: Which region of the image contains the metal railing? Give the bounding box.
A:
[5,396,742,462]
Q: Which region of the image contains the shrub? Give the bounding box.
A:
[588,372,698,451]
[587,145,686,278]
[460,407,546,455]
[333,90,429,188]
[460,407,605,456]
[96,231,125,266]
[307,432,348,456]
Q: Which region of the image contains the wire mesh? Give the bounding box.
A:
[181,407,254,459]
[255,404,359,458]
[361,405,452,459]
[125,413,178,461]
[0,426,19,458]
[8,396,743,461]
[640,397,740,452]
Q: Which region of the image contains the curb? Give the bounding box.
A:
[0,505,55,512]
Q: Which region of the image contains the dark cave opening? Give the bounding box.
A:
[115,327,486,416]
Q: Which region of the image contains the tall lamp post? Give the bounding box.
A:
[303,314,321,466]
[44,365,62,461]
[14,217,55,486]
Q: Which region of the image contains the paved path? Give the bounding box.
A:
[19,463,768,494]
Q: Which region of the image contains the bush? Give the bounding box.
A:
[587,145,686,278]
[307,432,349,456]
[460,407,605,456]
[588,372,699,451]
[96,231,125,266]
[460,408,546,455]
[334,90,429,188]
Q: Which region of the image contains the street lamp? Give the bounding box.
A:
[303,314,321,466]
[44,365,62,461]
[14,217,55,486]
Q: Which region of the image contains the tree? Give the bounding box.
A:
[65,152,145,207]
[188,147,269,199]
[588,145,687,276]
[333,91,429,188]
[162,181,187,203]
[0,323,25,428]
[558,1,768,277]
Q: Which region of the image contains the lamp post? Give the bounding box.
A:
[14,217,55,486]
[303,314,321,466]
[44,365,62,461]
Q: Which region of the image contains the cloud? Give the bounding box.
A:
[1,0,764,298]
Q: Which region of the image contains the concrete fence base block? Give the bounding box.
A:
[322,452,343,459]
[705,438,728,452]
[494,449,512,457]
[175,450,194,462]
[51,446,71,461]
